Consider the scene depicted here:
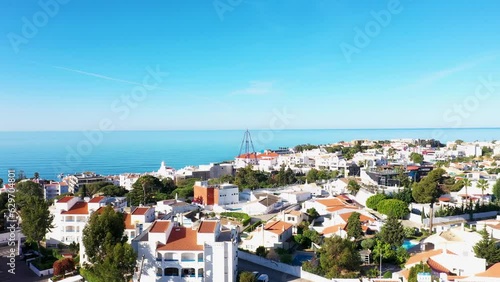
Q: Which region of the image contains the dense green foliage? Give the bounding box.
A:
[473,228,500,266]
[255,246,268,257]
[302,236,361,278]
[377,199,409,218]
[409,152,424,164]
[347,180,361,194]
[15,180,44,209]
[493,179,500,202]
[346,212,363,240]
[82,206,136,282]
[20,196,54,252]
[412,168,446,203]
[366,194,387,210]
[379,216,404,247]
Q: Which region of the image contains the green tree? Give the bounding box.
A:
[317,236,362,278]
[346,212,363,240]
[412,168,446,203]
[493,179,500,202]
[161,178,176,194]
[239,271,257,282]
[0,178,3,187]
[303,229,321,245]
[409,152,424,164]
[347,180,361,195]
[455,139,464,145]
[19,196,54,253]
[379,216,404,247]
[366,194,387,210]
[306,169,319,183]
[98,185,127,197]
[477,179,489,203]
[463,178,472,202]
[82,206,136,282]
[34,172,40,180]
[377,199,409,219]
[255,246,268,257]
[129,175,163,205]
[361,238,375,250]
[15,180,44,209]
[306,208,319,222]
[473,228,500,266]
[450,179,465,192]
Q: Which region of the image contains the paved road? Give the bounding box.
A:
[0,244,48,282]
[238,259,311,282]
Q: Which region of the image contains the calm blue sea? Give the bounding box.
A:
[0,128,499,180]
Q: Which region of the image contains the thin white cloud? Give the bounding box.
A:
[52,65,170,91]
[229,81,275,96]
[401,54,499,90]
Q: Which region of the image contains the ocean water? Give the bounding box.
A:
[0,128,499,180]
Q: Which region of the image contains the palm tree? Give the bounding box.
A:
[477,179,489,204]
[463,178,472,205]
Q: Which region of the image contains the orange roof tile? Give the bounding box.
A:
[57,196,74,203]
[198,221,217,233]
[264,221,293,235]
[61,202,88,215]
[89,196,105,203]
[476,262,500,277]
[132,207,150,215]
[405,249,455,266]
[150,221,170,233]
[124,213,135,230]
[399,269,410,280]
[157,226,203,251]
[427,257,450,273]
[322,224,346,235]
[236,153,259,159]
[257,152,279,159]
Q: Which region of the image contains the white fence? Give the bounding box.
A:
[29,262,53,277]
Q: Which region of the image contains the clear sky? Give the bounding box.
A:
[1,0,500,131]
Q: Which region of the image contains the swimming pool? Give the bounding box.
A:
[292,253,314,266]
[402,239,418,250]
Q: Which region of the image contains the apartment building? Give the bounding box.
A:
[193,181,239,206]
[43,181,69,200]
[133,219,238,282]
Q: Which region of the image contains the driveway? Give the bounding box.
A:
[0,244,48,282]
[238,259,311,282]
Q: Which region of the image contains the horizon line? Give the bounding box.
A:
[1,127,500,133]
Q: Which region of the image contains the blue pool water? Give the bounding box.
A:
[402,239,418,250]
[293,253,314,266]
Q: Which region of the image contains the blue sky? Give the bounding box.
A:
[1,0,500,131]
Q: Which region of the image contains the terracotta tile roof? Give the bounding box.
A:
[264,221,293,235]
[95,207,106,214]
[61,202,88,215]
[132,207,150,215]
[339,212,375,224]
[405,249,455,266]
[57,196,74,203]
[476,262,500,277]
[157,226,203,251]
[124,213,135,230]
[257,152,279,159]
[236,153,258,159]
[322,224,346,235]
[316,198,346,208]
[89,196,105,203]
[198,221,217,233]
[286,210,302,216]
[150,221,170,233]
[399,269,410,280]
[427,257,450,273]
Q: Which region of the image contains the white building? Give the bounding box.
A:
[154,161,176,180]
[217,184,239,206]
[240,220,293,252]
[46,196,108,247]
[119,173,142,191]
[279,191,311,204]
[43,181,69,200]
[124,206,156,243]
[133,219,238,282]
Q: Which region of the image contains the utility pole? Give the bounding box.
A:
[137,254,145,282]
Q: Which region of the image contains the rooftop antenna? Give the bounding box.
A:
[238,129,257,166]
